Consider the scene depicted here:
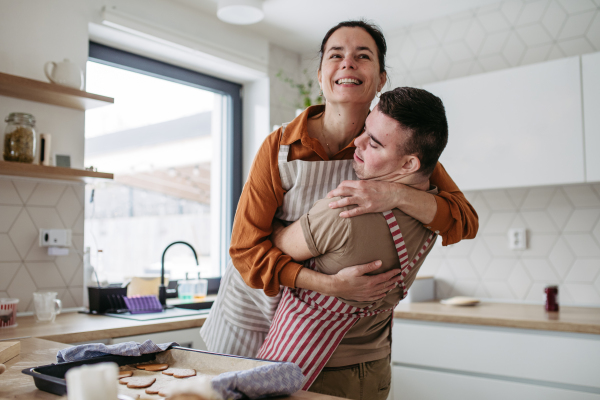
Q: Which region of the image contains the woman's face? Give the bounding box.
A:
[319,27,387,107]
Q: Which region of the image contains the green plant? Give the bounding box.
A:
[276,68,323,109]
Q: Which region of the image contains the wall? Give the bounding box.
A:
[0,0,299,311]
[384,0,600,306]
[0,177,85,312]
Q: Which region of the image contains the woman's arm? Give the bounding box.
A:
[229,130,304,297]
[326,162,478,245]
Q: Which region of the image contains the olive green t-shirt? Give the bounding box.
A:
[299,187,438,367]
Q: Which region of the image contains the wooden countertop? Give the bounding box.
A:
[1,301,598,347]
[0,338,345,400]
[394,301,600,334]
[0,312,209,344]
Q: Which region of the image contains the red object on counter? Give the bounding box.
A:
[545,285,559,312]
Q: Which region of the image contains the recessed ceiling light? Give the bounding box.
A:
[217,0,264,25]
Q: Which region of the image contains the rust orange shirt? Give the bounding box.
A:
[230,105,478,297]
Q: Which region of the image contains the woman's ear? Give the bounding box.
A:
[318,69,322,89]
[378,71,387,92]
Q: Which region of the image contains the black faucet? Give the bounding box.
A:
[159,241,199,307]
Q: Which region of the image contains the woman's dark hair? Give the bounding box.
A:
[378,87,448,177]
[319,20,387,74]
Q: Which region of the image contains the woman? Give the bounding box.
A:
[201,20,477,358]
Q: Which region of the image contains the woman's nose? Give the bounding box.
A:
[341,56,357,70]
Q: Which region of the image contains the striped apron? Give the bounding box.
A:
[256,211,435,389]
[200,123,358,357]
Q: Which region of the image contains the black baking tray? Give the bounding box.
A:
[21,346,274,397]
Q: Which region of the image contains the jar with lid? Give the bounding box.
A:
[3,112,37,163]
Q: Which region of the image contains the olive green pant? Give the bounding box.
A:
[308,357,391,400]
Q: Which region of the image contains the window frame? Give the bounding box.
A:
[88,42,242,281]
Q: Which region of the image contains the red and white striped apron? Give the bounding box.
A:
[256,210,435,389]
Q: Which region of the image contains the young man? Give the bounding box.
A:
[259,87,450,400]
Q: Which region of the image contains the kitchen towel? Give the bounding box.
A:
[210,361,303,399]
[56,340,178,363]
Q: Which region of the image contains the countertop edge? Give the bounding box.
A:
[393,310,600,335]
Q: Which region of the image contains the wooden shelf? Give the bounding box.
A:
[0,160,113,181]
[0,72,114,110]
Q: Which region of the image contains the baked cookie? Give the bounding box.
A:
[118,370,134,379]
[119,376,156,388]
[162,368,196,378]
[136,363,169,371]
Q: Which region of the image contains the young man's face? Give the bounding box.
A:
[353,106,416,181]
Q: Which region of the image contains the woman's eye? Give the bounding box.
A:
[359,54,370,59]
[330,54,341,59]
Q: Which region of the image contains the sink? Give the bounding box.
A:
[173,301,213,311]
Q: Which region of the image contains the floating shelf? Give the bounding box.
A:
[0,72,114,110]
[0,161,113,181]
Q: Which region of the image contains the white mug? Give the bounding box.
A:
[33,291,62,323]
[44,59,83,90]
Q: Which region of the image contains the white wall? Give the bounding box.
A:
[381,0,600,306]
[0,0,299,310]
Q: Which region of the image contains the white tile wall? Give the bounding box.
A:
[379,0,600,306]
[0,176,84,312]
[386,0,600,87]
[423,185,600,305]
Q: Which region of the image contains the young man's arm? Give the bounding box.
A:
[271,220,313,262]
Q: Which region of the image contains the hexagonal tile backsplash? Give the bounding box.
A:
[421,184,600,305]
[0,177,84,312]
[386,0,600,87]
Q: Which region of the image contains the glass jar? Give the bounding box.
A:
[3,112,37,163]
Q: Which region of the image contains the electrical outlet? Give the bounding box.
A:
[508,228,527,250]
[39,229,72,247]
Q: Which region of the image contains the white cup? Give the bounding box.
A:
[33,291,62,323]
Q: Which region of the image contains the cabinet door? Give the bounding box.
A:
[583,52,600,182]
[392,366,600,400]
[424,56,584,191]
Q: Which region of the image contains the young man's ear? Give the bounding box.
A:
[402,155,421,175]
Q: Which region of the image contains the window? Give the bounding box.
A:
[85,43,241,285]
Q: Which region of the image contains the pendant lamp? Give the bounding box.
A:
[217,0,264,25]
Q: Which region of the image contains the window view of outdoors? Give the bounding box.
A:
[84,61,224,284]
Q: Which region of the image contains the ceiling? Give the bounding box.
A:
[171,0,501,54]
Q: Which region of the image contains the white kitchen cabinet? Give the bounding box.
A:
[391,319,600,398]
[111,327,206,350]
[424,56,584,191]
[392,366,600,400]
[583,52,600,182]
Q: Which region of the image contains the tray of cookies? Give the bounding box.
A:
[22,346,274,398]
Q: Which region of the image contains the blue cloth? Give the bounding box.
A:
[56,340,178,363]
[211,362,304,399]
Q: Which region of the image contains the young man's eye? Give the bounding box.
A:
[369,140,377,148]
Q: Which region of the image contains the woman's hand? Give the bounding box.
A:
[327,261,402,302]
[326,180,404,217]
[327,180,437,224]
[295,260,402,302]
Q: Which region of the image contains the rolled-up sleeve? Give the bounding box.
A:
[427,163,479,246]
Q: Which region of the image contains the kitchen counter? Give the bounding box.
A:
[1,301,598,346]
[0,338,346,400]
[0,312,208,343]
[394,301,600,334]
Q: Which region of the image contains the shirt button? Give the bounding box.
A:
[426,226,431,229]
[435,230,440,234]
